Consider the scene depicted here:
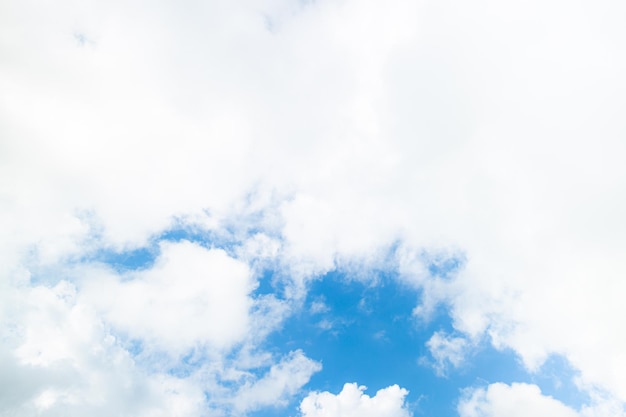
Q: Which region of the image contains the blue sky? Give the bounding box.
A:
[2,0,626,416]
[91,234,588,417]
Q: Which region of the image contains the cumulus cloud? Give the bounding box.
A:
[2,0,626,414]
[458,383,579,417]
[0,280,207,417]
[300,383,411,417]
[80,240,254,354]
[458,382,626,417]
[0,269,318,416]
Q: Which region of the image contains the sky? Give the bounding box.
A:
[1,0,626,416]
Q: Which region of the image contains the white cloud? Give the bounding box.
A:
[425,331,469,376]
[458,383,579,417]
[80,240,254,354]
[0,250,317,416]
[0,279,207,417]
[459,382,626,417]
[300,383,410,417]
[230,350,322,414]
[2,0,626,414]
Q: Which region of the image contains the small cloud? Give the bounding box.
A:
[309,299,330,315]
[425,331,469,377]
[316,319,333,331]
[357,297,373,315]
[230,350,321,413]
[373,330,390,343]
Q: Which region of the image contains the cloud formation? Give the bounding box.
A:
[458,383,579,417]
[81,241,254,353]
[425,331,469,376]
[2,0,626,415]
[232,350,322,414]
[459,383,626,417]
[300,383,410,417]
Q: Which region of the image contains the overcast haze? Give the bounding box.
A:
[1,0,626,416]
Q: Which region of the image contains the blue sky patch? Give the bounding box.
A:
[252,267,585,416]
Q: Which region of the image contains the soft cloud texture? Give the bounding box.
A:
[231,350,322,414]
[0,272,318,416]
[425,331,469,376]
[2,0,626,414]
[300,383,410,417]
[0,280,208,417]
[459,383,626,417]
[458,383,579,417]
[81,241,254,353]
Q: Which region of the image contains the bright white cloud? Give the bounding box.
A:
[0,280,207,417]
[459,382,626,417]
[0,253,318,416]
[300,383,410,417]
[2,0,626,414]
[80,240,254,353]
[458,383,579,417]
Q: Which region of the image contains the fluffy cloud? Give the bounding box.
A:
[459,383,626,417]
[300,383,410,417]
[0,280,207,417]
[458,383,579,417]
[80,240,254,354]
[0,257,318,416]
[2,0,626,414]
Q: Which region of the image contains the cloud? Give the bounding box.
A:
[0,253,317,416]
[2,0,626,414]
[80,240,254,354]
[310,299,331,315]
[230,350,322,414]
[300,383,411,417]
[424,331,469,376]
[459,383,626,417]
[458,383,579,417]
[0,279,207,417]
